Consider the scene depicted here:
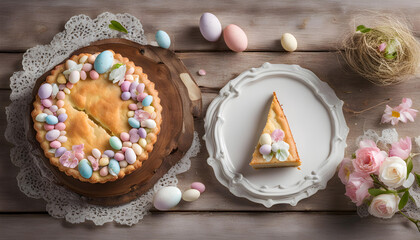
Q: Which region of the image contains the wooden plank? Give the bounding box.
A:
[1,0,420,51]
[0,213,418,239]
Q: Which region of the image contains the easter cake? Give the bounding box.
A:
[250,92,300,168]
[31,50,163,183]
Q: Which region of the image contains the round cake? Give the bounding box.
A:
[31,50,162,183]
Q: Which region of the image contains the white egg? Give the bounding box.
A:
[281,33,298,52]
[259,133,272,145]
[182,189,201,202]
[199,12,222,42]
[153,186,182,210]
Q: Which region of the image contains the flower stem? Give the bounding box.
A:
[399,210,420,232]
[370,174,389,190]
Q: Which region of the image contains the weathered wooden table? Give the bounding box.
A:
[1,1,419,239]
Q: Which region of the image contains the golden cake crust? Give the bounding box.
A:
[31,51,163,183]
[250,92,300,168]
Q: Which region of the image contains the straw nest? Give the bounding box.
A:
[342,15,420,86]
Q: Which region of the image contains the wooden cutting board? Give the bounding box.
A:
[29,38,201,206]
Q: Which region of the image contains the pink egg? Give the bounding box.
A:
[50,141,61,149]
[56,91,65,100]
[126,67,135,75]
[120,81,131,92]
[55,122,66,131]
[82,63,93,72]
[66,82,73,89]
[223,24,248,52]
[114,152,124,161]
[88,55,96,64]
[56,100,64,108]
[100,166,108,176]
[44,124,54,131]
[80,70,87,80]
[191,182,206,193]
[120,132,130,142]
[128,103,138,111]
[90,70,99,80]
[41,99,52,108]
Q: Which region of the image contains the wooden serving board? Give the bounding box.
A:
[29,38,202,206]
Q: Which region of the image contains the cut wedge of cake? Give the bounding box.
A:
[250,92,300,168]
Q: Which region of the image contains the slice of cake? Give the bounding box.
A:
[250,92,300,168]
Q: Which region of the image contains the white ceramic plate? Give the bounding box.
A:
[204,63,349,207]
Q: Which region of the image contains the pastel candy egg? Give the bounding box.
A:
[138,128,147,139]
[82,63,93,72]
[89,70,99,80]
[127,67,135,75]
[104,150,115,158]
[281,33,297,52]
[120,132,130,142]
[38,83,52,99]
[79,55,88,64]
[69,70,80,84]
[55,147,67,157]
[114,152,124,161]
[57,136,67,143]
[141,119,157,129]
[129,81,139,92]
[128,117,140,128]
[80,70,87,80]
[44,124,54,131]
[46,115,59,125]
[136,83,145,94]
[50,141,61,149]
[153,186,182,211]
[41,99,52,108]
[56,100,64,108]
[119,160,128,168]
[92,148,101,159]
[123,141,132,148]
[35,113,48,122]
[57,113,68,122]
[137,92,148,102]
[78,159,93,179]
[94,50,114,74]
[223,24,248,52]
[121,81,131,92]
[56,91,65,100]
[66,60,77,70]
[132,143,143,155]
[108,159,121,176]
[155,30,171,49]
[57,108,66,115]
[46,129,60,141]
[191,182,206,193]
[128,103,138,111]
[182,189,201,202]
[55,122,66,131]
[142,95,153,107]
[144,106,155,114]
[99,166,108,176]
[259,133,272,145]
[121,92,131,101]
[259,144,272,155]
[88,55,96,64]
[51,84,59,98]
[99,157,109,167]
[129,129,140,143]
[109,136,122,150]
[139,138,147,148]
[125,148,136,164]
[199,12,222,42]
[49,105,58,113]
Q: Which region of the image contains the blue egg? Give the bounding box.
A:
[45,115,58,125]
[109,136,122,150]
[128,117,140,128]
[155,30,171,49]
[94,50,114,74]
[78,159,93,179]
[142,95,153,107]
[108,159,121,176]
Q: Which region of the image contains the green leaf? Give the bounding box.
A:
[351,153,356,159]
[368,188,396,196]
[415,173,420,187]
[384,39,399,60]
[399,191,410,210]
[407,158,413,178]
[356,25,371,33]
[108,20,128,34]
[111,63,123,70]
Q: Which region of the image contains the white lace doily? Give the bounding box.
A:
[355,129,420,220]
[5,12,200,226]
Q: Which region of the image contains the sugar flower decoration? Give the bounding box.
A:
[271,141,290,161]
[381,98,417,125]
[87,156,99,171]
[59,144,85,168]
[135,109,151,122]
[271,129,285,142]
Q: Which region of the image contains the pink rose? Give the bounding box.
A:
[389,137,411,160]
[345,172,374,206]
[338,158,354,184]
[353,139,386,174]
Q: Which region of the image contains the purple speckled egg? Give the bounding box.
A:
[121,81,131,92]
[138,128,147,139]
[45,129,60,141]
[38,83,52,99]
[136,83,145,94]
[259,144,272,155]
[58,113,68,122]
[55,147,67,157]
[104,150,115,158]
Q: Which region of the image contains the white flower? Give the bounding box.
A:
[271,141,290,161]
[63,64,83,76]
[368,194,400,219]
[379,156,407,188]
[262,153,273,162]
[109,64,126,84]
